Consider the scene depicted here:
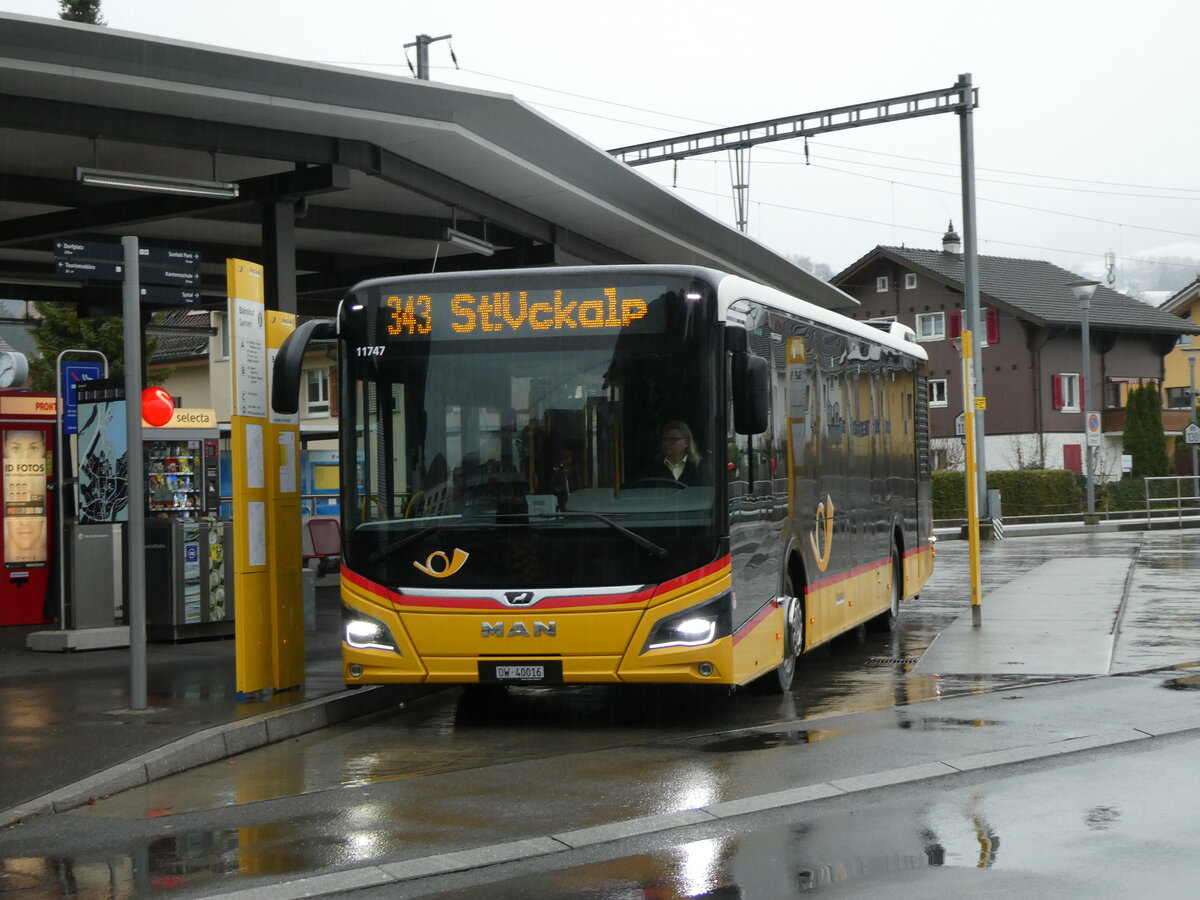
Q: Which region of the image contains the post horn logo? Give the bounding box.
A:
[809,495,834,572]
[412,548,470,578]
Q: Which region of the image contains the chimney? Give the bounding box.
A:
[942,220,962,255]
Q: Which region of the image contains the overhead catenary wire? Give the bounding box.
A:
[316,60,1200,196]
[312,58,1200,276]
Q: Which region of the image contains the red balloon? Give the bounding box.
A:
[142,387,175,427]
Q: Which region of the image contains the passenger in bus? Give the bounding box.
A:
[643,420,707,487]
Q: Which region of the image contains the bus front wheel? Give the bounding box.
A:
[751,584,802,695]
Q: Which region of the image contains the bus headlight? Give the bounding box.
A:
[643,593,732,653]
[343,606,402,653]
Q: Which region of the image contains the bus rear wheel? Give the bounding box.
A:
[868,544,903,633]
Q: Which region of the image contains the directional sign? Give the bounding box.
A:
[54,239,124,262]
[139,285,204,306]
[138,263,200,287]
[138,246,201,268]
[1185,422,1200,445]
[54,239,202,291]
[56,258,123,280]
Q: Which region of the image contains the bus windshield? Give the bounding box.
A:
[342,273,723,590]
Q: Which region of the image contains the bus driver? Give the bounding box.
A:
[647,420,706,487]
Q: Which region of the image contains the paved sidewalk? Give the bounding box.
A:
[914,555,1133,675]
[0,579,427,826]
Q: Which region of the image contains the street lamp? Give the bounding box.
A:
[1069,280,1101,522]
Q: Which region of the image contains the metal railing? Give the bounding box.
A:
[1144,476,1200,529]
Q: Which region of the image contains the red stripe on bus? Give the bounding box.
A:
[733,600,776,645]
[808,556,890,592]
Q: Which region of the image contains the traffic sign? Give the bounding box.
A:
[1185,422,1200,445]
[61,360,105,435]
[1086,410,1102,447]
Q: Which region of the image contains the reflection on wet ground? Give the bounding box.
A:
[1162,673,1200,691]
[6,531,1200,898]
[411,735,1200,900]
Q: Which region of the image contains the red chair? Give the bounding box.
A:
[305,517,342,576]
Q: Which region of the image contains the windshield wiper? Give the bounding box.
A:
[525,511,669,559]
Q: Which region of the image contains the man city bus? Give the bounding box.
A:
[271,265,934,693]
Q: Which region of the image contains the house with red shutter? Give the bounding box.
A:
[831,226,1200,475]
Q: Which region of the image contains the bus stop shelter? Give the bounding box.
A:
[0,12,854,316]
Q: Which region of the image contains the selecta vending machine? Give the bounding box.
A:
[0,391,56,626]
[141,407,232,640]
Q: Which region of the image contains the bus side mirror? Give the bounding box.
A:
[732,353,769,435]
[271,319,337,415]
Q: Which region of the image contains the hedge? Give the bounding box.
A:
[933,469,1084,519]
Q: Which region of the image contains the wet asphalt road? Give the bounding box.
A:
[2,530,1200,898]
[403,730,1200,900]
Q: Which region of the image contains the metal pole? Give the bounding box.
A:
[957,73,988,524]
[1190,356,1197,499]
[961,330,983,627]
[416,35,430,80]
[404,33,451,81]
[122,236,147,711]
[1082,298,1095,518]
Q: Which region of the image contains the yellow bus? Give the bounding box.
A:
[273,266,934,692]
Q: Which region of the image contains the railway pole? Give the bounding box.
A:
[957,331,984,626]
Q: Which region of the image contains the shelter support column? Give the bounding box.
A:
[263,199,298,314]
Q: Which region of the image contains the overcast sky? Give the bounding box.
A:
[4,0,1200,296]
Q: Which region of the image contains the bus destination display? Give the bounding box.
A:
[380,284,669,340]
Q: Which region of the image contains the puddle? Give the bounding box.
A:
[0,822,353,898]
[699,728,845,752]
[896,716,1001,730]
[1162,675,1200,691]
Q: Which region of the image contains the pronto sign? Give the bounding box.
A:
[0,395,57,417]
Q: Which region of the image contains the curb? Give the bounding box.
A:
[0,683,433,828]
[198,712,1200,899]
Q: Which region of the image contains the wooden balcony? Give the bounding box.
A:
[1101,408,1195,434]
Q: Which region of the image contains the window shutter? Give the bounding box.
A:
[1063,444,1082,473]
[1052,374,1064,410]
[985,308,1000,344]
[948,311,962,339]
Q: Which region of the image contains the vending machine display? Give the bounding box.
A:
[144,429,220,520]
[145,439,203,518]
